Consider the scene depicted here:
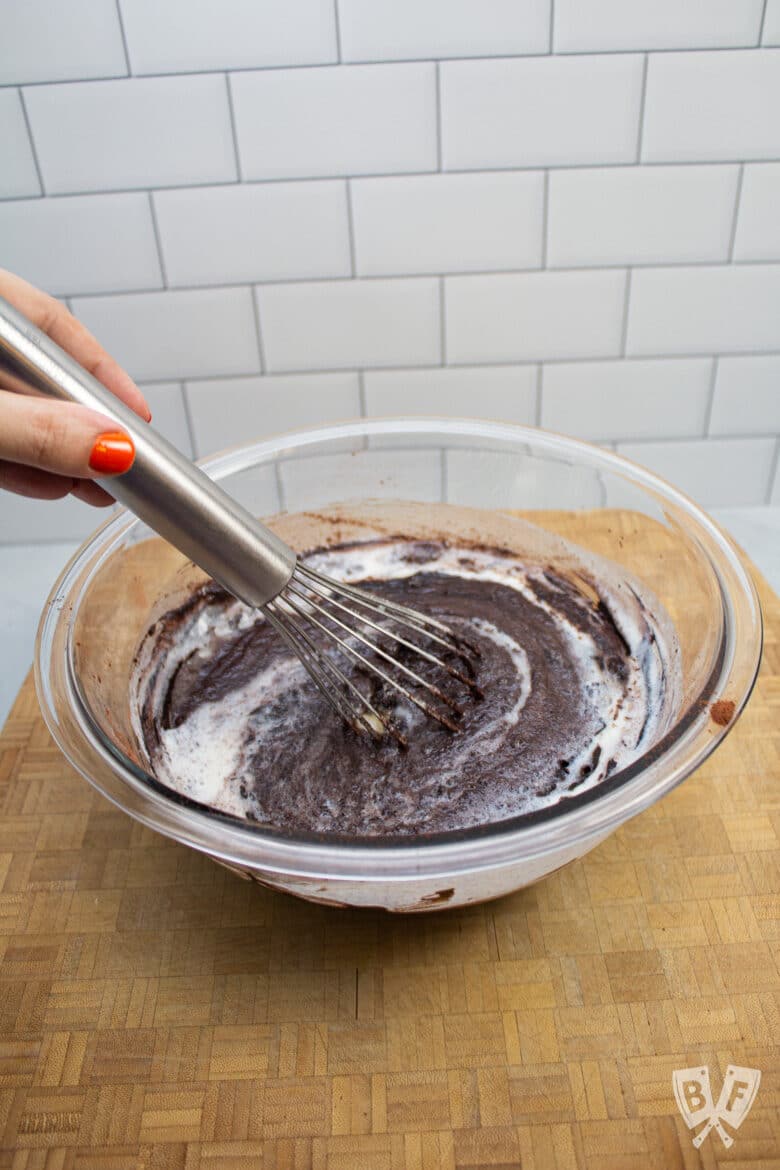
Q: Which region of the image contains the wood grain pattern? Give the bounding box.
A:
[0,544,778,1167]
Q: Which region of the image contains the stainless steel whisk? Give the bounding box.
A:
[0,297,478,744]
[265,562,479,742]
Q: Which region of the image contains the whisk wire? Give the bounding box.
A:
[284,577,476,695]
[296,564,475,660]
[261,559,480,740]
[289,571,479,692]
[272,587,463,733]
[265,603,401,743]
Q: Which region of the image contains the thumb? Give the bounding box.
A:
[0,391,136,479]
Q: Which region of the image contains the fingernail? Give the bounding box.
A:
[89,431,135,475]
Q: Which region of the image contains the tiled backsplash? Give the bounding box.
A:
[1,0,779,540]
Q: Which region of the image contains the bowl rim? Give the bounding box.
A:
[35,416,763,880]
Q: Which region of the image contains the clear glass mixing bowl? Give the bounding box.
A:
[35,419,762,911]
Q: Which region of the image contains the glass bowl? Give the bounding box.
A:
[35,419,762,911]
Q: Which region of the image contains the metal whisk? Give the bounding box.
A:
[266,562,479,744]
[0,297,478,743]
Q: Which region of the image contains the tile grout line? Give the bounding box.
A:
[439,277,447,366]
[603,432,780,449]
[766,436,780,504]
[357,369,366,416]
[147,192,168,288]
[548,0,555,52]
[113,0,133,75]
[224,73,243,181]
[1,73,129,91]
[129,354,775,385]
[758,0,770,45]
[540,170,550,267]
[179,381,199,458]
[250,286,267,374]
[345,180,357,276]
[583,427,733,447]
[635,53,649,164]
[126,355,776,388]
[4,43,772,90]
[611,431,778,448]
[333,0,343,63]
[535,364,543,426]
[703,356,719,435]
[727,163,745,260]
[620,269,632,356]
[434,62,443,172]
[1,159,770,204]
[117,351,780,384]
[59,255,780,304]
[17,88,46,195]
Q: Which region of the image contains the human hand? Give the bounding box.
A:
[0,269,150,507]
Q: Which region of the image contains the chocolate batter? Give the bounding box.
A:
[131,536,680,838]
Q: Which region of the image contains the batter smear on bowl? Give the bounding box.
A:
[131,526,681,838]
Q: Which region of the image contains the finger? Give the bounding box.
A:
[0,391,135,479]
[0,460,77,500]
[0,268,151,421]
[0,460,116,507]
[71,479,114,506]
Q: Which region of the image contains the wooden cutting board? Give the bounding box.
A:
[0,557,778,1168]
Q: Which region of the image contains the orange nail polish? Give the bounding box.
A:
[89,431,135,475]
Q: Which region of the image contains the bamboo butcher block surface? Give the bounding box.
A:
[0,551,779,1168]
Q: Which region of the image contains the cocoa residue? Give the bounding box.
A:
[710,699,735,726]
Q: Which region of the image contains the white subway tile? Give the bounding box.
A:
[231,64,437,181]
[763,2,780,44]
[615,437,776,507]
[555,0,763,52]
[352,172,543,276]
[141,382,193,457]
[153,182,350,287]
[217,465,281,517]
[70,288,261,382]
[772,456,780,504]
[280,448,442,511]
[339,0,549,61]
[0,490,104,543]
[710,355,780,436]
[547,165,738,268]
[446,448,603,509]
[700,505,780,582]
[185,373,360,457]
[541,358,711,441]
[733,164,780,262]
[257,278,440,372]
[441,55,643,170]
[24,75,237,194]
[364,366,537,424]
[642,50,780,163]
[0,91,40,198]
[120,0,336,73]
[445,270,625,364]
[0,194,162,296]
[627,265,780,356]
[1,0,127,84]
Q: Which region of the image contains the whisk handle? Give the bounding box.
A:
[0,296,295,608]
